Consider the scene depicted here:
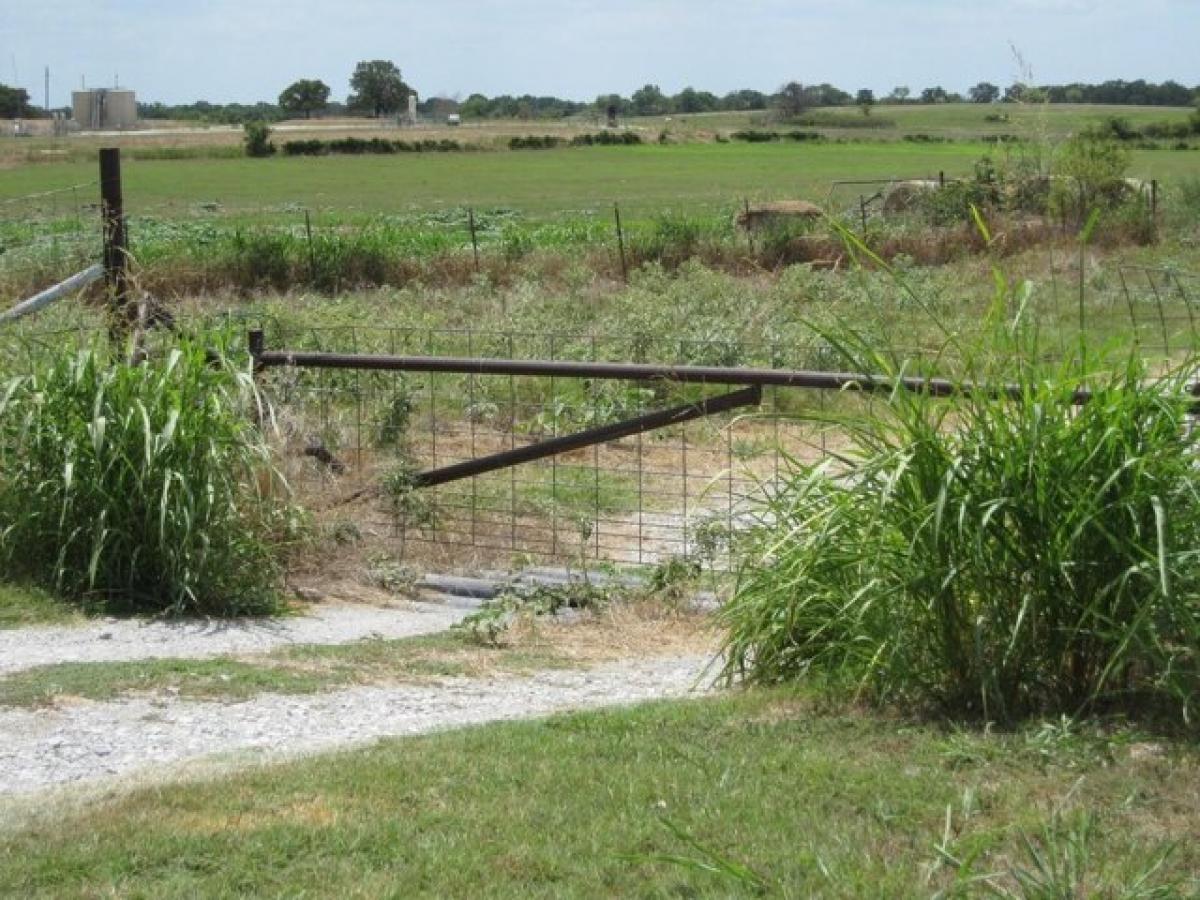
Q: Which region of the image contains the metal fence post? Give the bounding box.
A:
[614,202,628,282]
[468,207,480,273]
[304,209,316,284]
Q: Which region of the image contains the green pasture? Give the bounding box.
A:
[634,101,1198,138]
[2,140,1194,226]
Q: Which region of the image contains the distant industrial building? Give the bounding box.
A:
[72,88,137,130]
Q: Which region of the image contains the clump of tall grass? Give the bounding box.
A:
[0,339,293,616]
[720,303,1200,724]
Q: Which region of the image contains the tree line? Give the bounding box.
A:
[166,75,1200,124]
[2,67,1197,123]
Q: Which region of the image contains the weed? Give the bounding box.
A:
[382,462,437,529]
[633,817,774,894]
[720,274,1200,723]
[456,580,613,645]
[0,339,294,616]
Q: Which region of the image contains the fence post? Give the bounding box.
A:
[939,170,945,187]
[1150,179,1159,225]
[614,202,628,282]
[248,328,265,372]
[468,207,480,273]
[99,147,132,341]
[304,209,316,284]
[859,195,868,233]
[743,197,755,254]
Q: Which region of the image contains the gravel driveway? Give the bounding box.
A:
[0,602,468,676]
[0,601,717,809]
[0,655,714,798]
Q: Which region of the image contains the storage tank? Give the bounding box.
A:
[72,89,137,130]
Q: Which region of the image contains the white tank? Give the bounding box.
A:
[72,89,137,130]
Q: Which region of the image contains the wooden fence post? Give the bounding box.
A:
[99,147,132,341]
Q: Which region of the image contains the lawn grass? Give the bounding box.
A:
[1,688,1194,897]
[0,582,80,629]
[0,631,570,708]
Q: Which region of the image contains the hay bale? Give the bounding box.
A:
[735,200,823,232]
[881,180,940,214]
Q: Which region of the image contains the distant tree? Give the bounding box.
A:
[278,79,331,119]
[674,86,718,114]
[920,86,949,104]
[423,96,460,118]
[1004,82,1049,103]
[887,86,911,104]
[968,82,1000,104]
[775,81,809,119]
[720,89,768,111]
[593,93,629,117]
[242,121,275,157]
[0,84,33,118]
[794,83,851,107]
[347,60,412,117]
[459,93,491,118]
[856,89,876,116]
[630,84,669,116]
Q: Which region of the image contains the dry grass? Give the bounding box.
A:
[505,599,718,664]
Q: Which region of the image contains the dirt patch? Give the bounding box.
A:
[506,602,719,665]
[168,796,341,836]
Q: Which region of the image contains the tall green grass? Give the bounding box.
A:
[0,340,293,616]
[720,307,1200,724]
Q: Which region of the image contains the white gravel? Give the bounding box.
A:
[0,655,714,798]
[0,602,468,676]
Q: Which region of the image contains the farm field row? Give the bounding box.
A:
[2,141,1195,225]
[645,101,1198,137]
[2,102,1194,166]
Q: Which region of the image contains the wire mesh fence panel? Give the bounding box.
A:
[256,325,846,571]
[0,182,104,296]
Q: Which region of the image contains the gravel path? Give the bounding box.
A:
[0,603,468,676]
[0,655,714,798]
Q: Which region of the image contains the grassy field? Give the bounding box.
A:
[0,142,986,221]
[2,140,1195,226]
[646,102,1198,139]
[2,102,1193,166]
[0,583,79,629]
[1,687,1195,897]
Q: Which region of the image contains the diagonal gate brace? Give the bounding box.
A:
[412,385,762,489]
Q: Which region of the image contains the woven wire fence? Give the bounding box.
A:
[1,256,1197,572]
[255,324,886,570]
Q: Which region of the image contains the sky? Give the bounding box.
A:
[2,0,1197,107]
